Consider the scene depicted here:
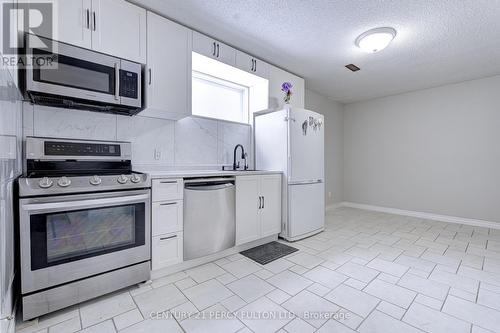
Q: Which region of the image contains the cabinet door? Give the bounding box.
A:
[235,51,269,78]
[24,0,92,49]
[152,232,183,270]
[235,176,261,245]
[268,65,305,109]
[192,31,216,59]
[216,42,236,66]
[57,0,92,49]
[252,58,269,79]
[91,0,146,63]
[260,174,282,237]
[192,31,236,66]
[144,12,191,120]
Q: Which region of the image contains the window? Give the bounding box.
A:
[192,71,249,123]
[192,52,269,124]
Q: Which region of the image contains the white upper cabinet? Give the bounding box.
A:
[143,12,191,120]
[268,65,305,109]
[36,0,92,49]
[27,0,146,63]
[192,31,236,66]
[91,0,146,63]
[235,50,269,79]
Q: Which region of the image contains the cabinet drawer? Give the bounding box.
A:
[152,232,183,270]
[152,178,183,201]
[152,200,183,236]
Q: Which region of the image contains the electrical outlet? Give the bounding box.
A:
[154,149,161,160]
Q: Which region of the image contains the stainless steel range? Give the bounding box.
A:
[18,137,151,320]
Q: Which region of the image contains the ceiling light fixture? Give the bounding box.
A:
[355,27,397,53]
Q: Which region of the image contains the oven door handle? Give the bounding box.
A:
[22,193,150,213]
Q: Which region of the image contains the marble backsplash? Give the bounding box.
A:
[22,103,253,170]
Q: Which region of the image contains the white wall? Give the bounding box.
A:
[343,75,500,223]
[23,104,252,170]
[0,61,22,330]
[305,89,344,206]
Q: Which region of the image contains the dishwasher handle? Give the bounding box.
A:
[185,182,235,191]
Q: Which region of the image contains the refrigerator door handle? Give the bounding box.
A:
[289,179,323,185]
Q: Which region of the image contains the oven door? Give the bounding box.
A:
[19,189,150,294]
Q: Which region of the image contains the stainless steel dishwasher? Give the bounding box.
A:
[184,177,236,260]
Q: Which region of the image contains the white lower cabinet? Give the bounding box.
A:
[151,174,281,270]
[152,178,183,202]
[152,232,183,270]
[152,200,183,235]
[235,176,261,245]
[151,178,184,271]
[236,174,282,245]
[260,174,282,237]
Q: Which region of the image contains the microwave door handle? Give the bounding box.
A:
[22,193,149,214]
[114,62,120,101]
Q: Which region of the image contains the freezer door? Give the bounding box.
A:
[288,108,324,183]
[288,182,325,239]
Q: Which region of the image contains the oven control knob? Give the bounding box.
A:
[117,174,128,184]
[38,177,53,188]
[89,175,102,186]
[57,176,71,187]
[130,174,141,183]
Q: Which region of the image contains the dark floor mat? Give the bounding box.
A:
[240,241,299,265]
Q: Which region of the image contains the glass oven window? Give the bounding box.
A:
[32,49,115,95]
[30,203,145,270]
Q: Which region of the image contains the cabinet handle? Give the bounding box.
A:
[254,59,257,72]
[160,235,177,241]
[212,42,216,56]
[251,59,254,71]
[258,196,262,209]
[262,195,264,209]
[159,180,177,184]
[86,9,90,29]
[114,62,119,101]
[159,202,176,206]
[216,43,220,58]
[148,68,152,85]
[92,11,96,31]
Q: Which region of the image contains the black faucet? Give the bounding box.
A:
[233,144,247,170]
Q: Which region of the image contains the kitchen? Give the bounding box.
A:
[1,1,500,332]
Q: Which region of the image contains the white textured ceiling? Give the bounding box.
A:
[131,0,500,103]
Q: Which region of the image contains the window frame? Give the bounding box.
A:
[192,70,250,124]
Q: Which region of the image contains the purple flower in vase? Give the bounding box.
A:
[281,82,293,104]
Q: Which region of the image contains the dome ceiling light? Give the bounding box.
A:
[355,27,397,53]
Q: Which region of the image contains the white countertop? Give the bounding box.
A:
[140,169,283,179]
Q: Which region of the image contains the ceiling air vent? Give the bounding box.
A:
[345,64,360,72]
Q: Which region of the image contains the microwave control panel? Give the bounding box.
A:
[119,70,139,99]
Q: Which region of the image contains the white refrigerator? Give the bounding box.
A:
[255,107,325,241]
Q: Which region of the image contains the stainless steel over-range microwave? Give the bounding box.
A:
[22,34,143,116]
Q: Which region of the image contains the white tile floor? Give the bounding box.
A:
[15,207,500,333]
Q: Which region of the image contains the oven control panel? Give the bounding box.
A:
[44,141,121,157]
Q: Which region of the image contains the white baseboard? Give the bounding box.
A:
[330,201,500,230]
[326,202,344,211]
